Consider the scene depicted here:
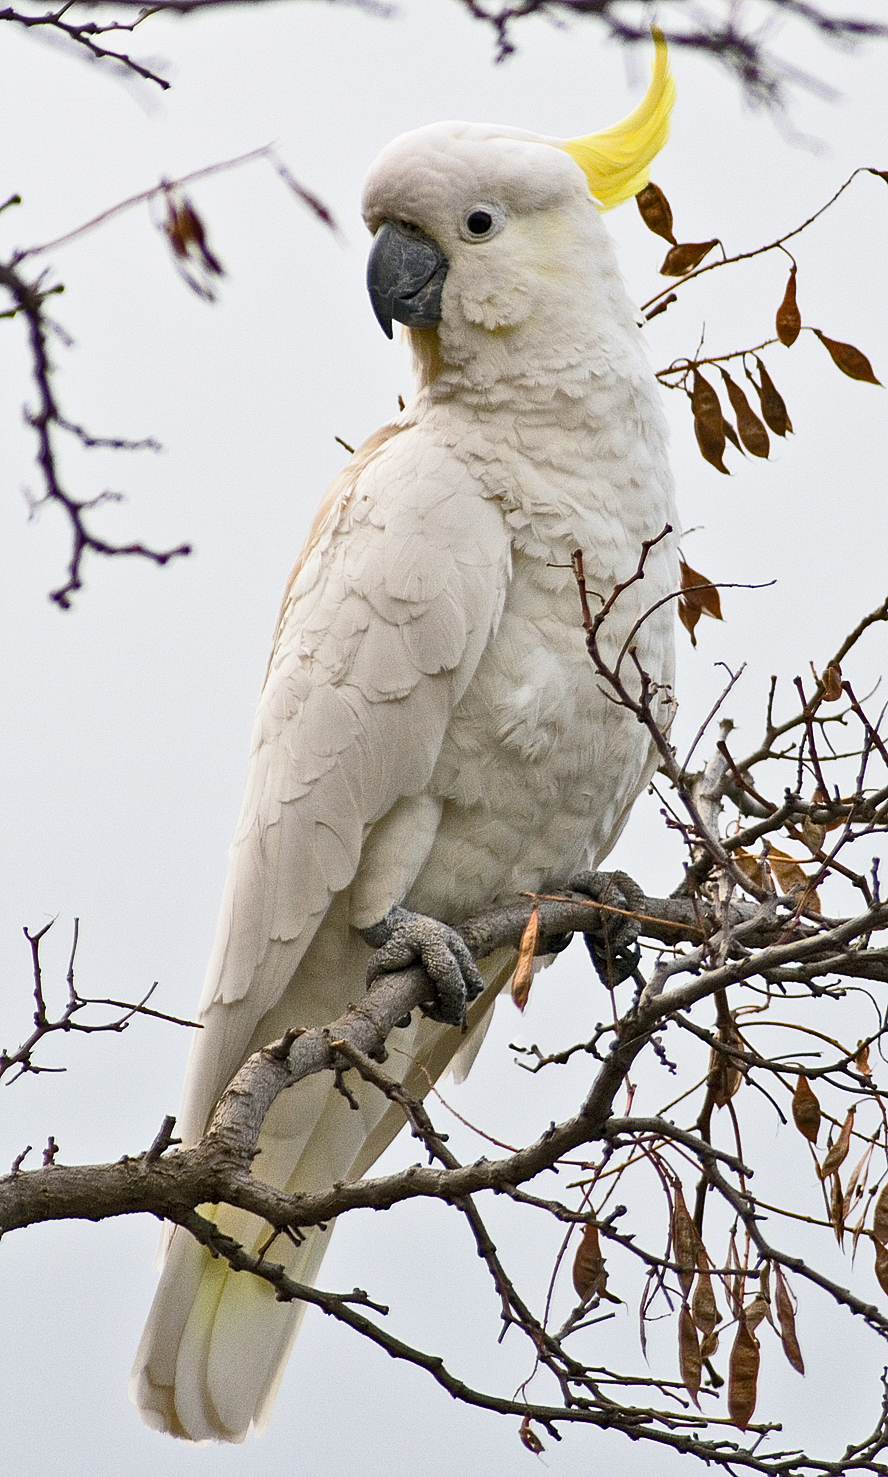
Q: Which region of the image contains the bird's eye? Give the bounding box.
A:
[465,209,494,237]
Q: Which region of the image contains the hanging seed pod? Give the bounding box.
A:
[728,1319,760,1430]
[814,330,881,384]
[691,370,728,473]
[636,181,676,243]
[720,370,770,458]
[660,239,718,276]
[774,1267,805,1375]
[678,1303,702,1406]
[776,266,802,346]
[820,1107,855,1179]
[791,1075,821,1144]
[748,357,793,437]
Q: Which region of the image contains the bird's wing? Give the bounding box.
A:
[176,420,512,1145]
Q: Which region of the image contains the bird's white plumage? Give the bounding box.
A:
[131,106,678,1443]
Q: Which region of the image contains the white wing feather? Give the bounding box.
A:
[130,422,513,1439]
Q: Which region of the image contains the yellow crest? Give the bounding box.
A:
[560,31,674,211]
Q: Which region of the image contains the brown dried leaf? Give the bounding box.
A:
[680,558,723,620]
[855,1042,872,1078]
[774,1267,805,1375]
[872,1183,888,1244]
[661,239,719,276]
[767,847,820,912]
[776,266,802,346]
[679,1303,702,1406]
[511,907,539,1012]
[678,596,701,647]
[671,1186,699,1296]
[572,1222,608,1301]
[678,557,723,647]
[875,1240,888,1298]
[728,1319,760,1430]
[733,848,770,892]
[791,1074,821,1144]
[720,370,770,458]
[748,357,793,437]
[821,663,843,701]
[868,168,888,184]
[636,181,676,243]
[801,815,826,853]
[814,329,881,385]
[519,1416,545,1455]
[820,1107,855,1179]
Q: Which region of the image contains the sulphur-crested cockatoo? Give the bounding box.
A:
[131,37,678,1442]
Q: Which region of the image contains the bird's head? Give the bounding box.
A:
[361,34,674,391]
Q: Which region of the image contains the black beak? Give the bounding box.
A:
[366,220,448,339]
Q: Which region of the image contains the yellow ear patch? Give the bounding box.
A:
[560,31,674,211]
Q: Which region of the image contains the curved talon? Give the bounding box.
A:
[568,869,645,986]
[360,905,483,1026]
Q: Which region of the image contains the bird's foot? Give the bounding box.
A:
[360,906,484,1027]
[568,870,645,986]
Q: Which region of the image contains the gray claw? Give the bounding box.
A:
[360,906,483,1027]
[568,870,645,986]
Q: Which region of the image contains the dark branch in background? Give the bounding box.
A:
[2,0,886,100]
[0,918,198,1091]
[0,3,172,87]
[451,0,887,97]
[1,149,339,606]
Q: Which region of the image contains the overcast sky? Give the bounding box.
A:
[2,2,888,1472]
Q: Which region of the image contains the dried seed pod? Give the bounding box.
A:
[875,1240,888,1298]
[776,266,802,346]
[814,329,881,385]
[572,1222,609,1301]
[636,181,676,243]
[519,1417,545,1454]
[728,1319,760,1430]
[660,240,718,276]
[679,1303,702,1406]
[691,1249,721,1342]
[820,1108,855,1179]
[691,371,728,474]
[872,1182,888,1244]
[821,663,843,701]
[791,1075,821,1144]
[720,370,770,458]
[774,1267,805,1375]
[511,907,539,1012]
[748,357,793,437]
[671,1185,699,1296]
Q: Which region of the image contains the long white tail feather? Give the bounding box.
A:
[130,946,515,1441]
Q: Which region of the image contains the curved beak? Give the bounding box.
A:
[366,220,448,339]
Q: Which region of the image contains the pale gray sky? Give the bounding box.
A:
[2,3,888,1471]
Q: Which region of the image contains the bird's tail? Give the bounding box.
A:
[129,946,516,1442]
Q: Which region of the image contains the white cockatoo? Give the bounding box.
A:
[131,37,678,1442]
